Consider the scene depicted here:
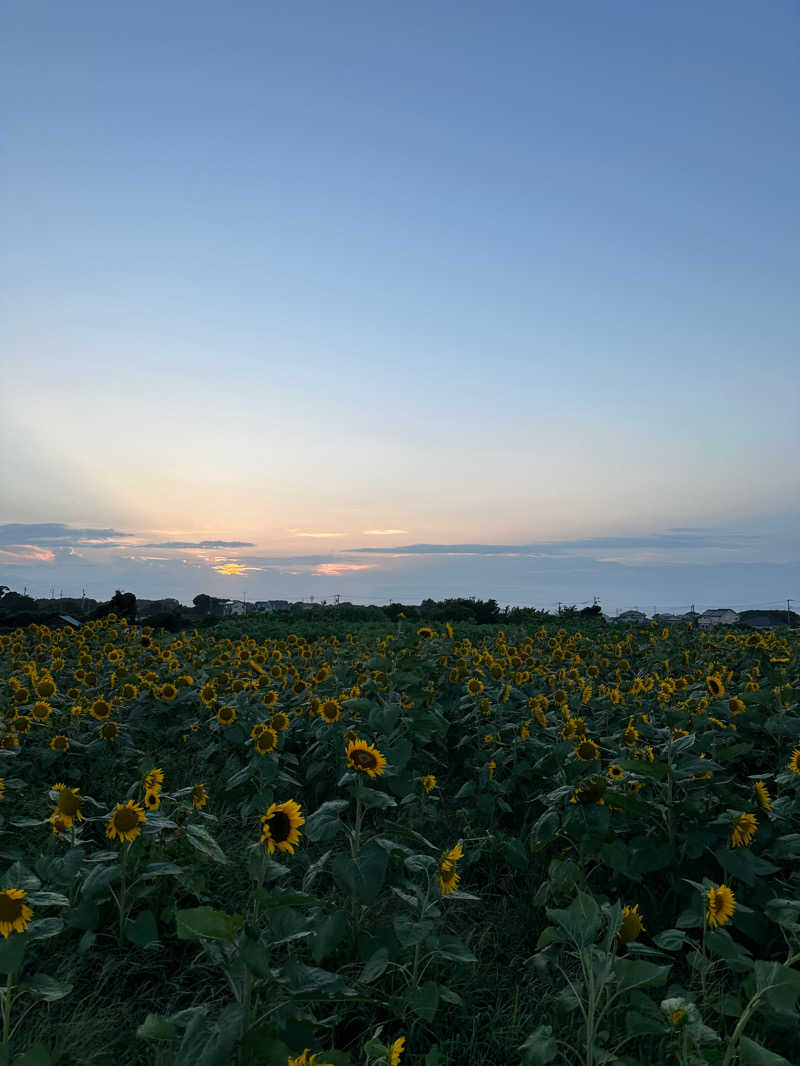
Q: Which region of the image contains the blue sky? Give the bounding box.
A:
[1,2,798,609]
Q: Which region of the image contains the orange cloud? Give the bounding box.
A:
[363,529,409,535]
[0,545,56,563]
[214,563,248,575]
[313,562,376,576]
[291,531,346,538]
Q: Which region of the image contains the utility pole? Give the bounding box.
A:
[788,599,793,629]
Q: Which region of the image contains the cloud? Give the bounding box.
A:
[346,532,750,555]
[0,544,56,564]
[141,540,255,549]
[290,531,347,538]
[362,529,409,535]
[0,523,132,547]
[313,562,376,576]
[213,563,263,576]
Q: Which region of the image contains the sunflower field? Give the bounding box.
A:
[0,615,799,1066]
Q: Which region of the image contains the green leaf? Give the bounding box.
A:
[136,1014,178,1042]
[706,930,753,973]
[332,844,388,903]
[25,892,68,908]
[175,907,243,942]
[407,980,439,1022]
[305,800,350,843]
[26,918,63,941]
[11,1043,51,1066]
[252,890,324,916]
[653,929,687,951]
[738,1037,790,1066]
[185,825,228,865]
[360,947,390,983]
[715,847,780,886]
[81,863,119,901]
[138,861,183,879]
[312,911,348,964]
[431,934,477,963]
[393,915,434,948]
[239,936,271,979]
[547,891,602,947]
[358,788,397,810]
[613,957,671,991]
[519,1025,559,1065]
[24,974,73,1002]
[754,960,800,1014]
[765,898,800,930]
[125,910,159,948]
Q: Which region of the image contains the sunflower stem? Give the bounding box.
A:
[118,843,129,947]
[1,973,12,1049]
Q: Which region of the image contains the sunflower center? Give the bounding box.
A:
[58,791,81,816]
[352,750,377,769]
[0,894,23,922]
[114,807,139,831]
[267,811,291,842]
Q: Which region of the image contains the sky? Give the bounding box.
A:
[1,1,798,612]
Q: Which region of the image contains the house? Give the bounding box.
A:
[698,609,740,628]
[223,600,246,616]
[252,600,290,613]
[616,610,648,623]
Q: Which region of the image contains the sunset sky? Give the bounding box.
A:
[2,2,798,612]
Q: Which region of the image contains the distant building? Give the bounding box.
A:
[699,609,740,628]
[252,600,290,612]
[617,610,648,623]
[223,600,246,616]
[51,615,81,629]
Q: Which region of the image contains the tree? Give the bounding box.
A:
[193,594,212,616]
[109,590,137,623]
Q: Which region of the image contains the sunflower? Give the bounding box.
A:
[575,738,600,762]
[14,715,31,734]
[287,1051,333,1066]
[617,904,645,944]
[216,705,237,726]
[260,799,304,854]
[0,779,4,800]
[50,735,70,752]
[571,778,607,805]
[99,721,120,741]
[345,738,387,778]
[54,786,84,827]
[255,728,278,755]
[466,678,484,697]
[319,699,341,723]
[159,683,178,701]
[787,749,800,775]
[35,677,56,699]
[728,697,746,715]
[730,813,757,848]
[706,676,725,699]
[608,764,625,780]
[422,774,437,793]
[31,701,53,723]
[199,683,217,708]
[439,842,463,896]
[49,812,70,839]
[417,627,434,640]
[623,718,639,747]
[121,683,138,700]
[754,780,772,811]
[144,768,164,791]
[90,698,112,721]
[0,889,34,938]
[191,783,208,810]
[106,801,147,843]
[271,711,290,733]
[389,1036,406,1065]
[144,788,161,812]
[706,884,735,928]
[262,689,278,707]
